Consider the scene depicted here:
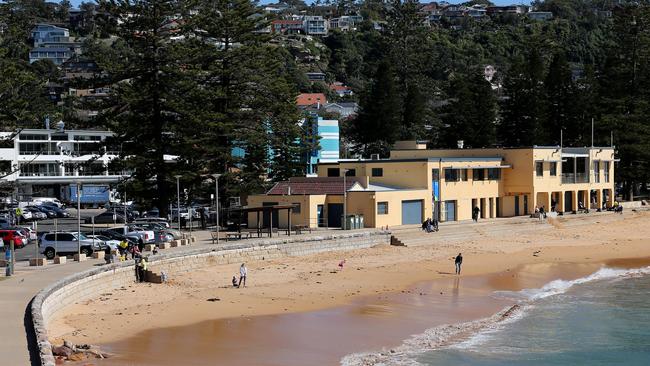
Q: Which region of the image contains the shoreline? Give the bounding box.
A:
[49,211,650,364]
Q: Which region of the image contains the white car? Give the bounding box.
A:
[21,227,37,241]
[39,232,101,259]
[87,234,120,250]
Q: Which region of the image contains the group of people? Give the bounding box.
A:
[534,205,547,220]
[231,263,248,288]
[421,217,439,233]
[134,255,148,282]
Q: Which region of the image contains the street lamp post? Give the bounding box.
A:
[76,181,81,257]
[342,169,348,230]
[175,175,182,230]
[212,174,221,244]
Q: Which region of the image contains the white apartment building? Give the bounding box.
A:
[0,126,125,200]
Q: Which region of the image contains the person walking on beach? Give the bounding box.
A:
[455,253,463,275]
[238,263,247,288]
[472,206,480,222]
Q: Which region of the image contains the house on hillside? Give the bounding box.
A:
[328,82,353,97]
[528,11,553,20]
[29,24,81,65]
[323,102,359,119]
[297,93,327,108]
[271,19,304,34]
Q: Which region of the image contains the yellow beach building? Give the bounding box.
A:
[246,141,616,229]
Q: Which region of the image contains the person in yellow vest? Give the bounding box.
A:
[119,239,129,261]
[137,256,148,283]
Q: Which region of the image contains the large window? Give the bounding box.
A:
[377,202,388,215]
[535,162,543,177]
[604,161,610,183]
[19,163,59,176]
[593,161,600,183]
[487,168,501,180]
[473,168,485,181]
[327,168,340,177]
[372,168,383,177]
[292,203,301,214]
[444,168,460,182]
[550,162,557,176]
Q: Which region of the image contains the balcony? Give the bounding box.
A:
[561,173,589,184]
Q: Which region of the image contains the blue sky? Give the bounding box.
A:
[68,0,531,9]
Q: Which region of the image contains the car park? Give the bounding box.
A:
[97,230,138,246]
[39,232,101,259]
[27,205,57,219]
[135,222,181,240]
[86,234,119,250]
[25,208,46,220]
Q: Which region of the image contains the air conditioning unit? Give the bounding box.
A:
[370,153,380,160]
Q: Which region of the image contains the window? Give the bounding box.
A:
[473,168,485,181]
[535,162,543,177]
[327,168,340,177]
[593,161,600,183]
[372,168,383,177]
[460,169,468,181]
[377,202,388,215]
[19,134,47,140]
[487,168,501,180]
[604,162,610,183]
[444,168,460,182]
[550,162,557,176]
[292,203,301,214]
[345,169,355,177]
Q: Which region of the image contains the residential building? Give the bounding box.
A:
[302,116,340,174]
[528,11,554,20]
[328,15,363,32]
[29,24,81,65]
[303,16,328,35]
[306,72,326,82]
[323,102,359,119]
[246,141,616,229]
[297,93,327,108]
[271,19,304,34]
[328,82,353,97]
[486,5,529,15]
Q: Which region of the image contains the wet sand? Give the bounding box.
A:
[50,211,650,365]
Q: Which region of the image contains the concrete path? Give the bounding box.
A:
[0,260,99,366]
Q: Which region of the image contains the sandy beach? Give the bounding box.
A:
[49,210,650,364]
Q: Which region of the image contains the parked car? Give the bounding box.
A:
[32,197,64,208]
[25,208,46,220]
[19,226,37,241]
[130,223,173,243]
[39,232,101,259]
[104,226,149,245]
[0,229,26,248]
[85,211,127,224]
[97,230,138,246]
[45,205,70,218]
[122,225,156,244]
[86,234,119,250]
[27,205,56,219]
[135,222,181,240]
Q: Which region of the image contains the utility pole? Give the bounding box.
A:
[212,174,221,244]
[342,169,349,230]
[175,175,182,230]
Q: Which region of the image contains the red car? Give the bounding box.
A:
[0,229,26,249]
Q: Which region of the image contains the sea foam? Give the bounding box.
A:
[341,266,650,366]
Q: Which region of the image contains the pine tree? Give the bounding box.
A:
[441,70,497,148]
[542,51,576,145]
[92,0,187,215]
[349,59,400,157]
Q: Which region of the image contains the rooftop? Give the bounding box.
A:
[267,177,362,195]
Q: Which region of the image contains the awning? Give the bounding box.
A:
[535,159,565,163]
[447,165,512,169]
[561,153,589,158]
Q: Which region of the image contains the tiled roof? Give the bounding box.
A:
[296,93,327,106]
[267,177,360,195]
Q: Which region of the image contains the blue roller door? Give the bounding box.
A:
[402,200,423,225]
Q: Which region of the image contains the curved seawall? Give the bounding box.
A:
[31,231,389,366]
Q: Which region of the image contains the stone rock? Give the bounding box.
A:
[51,345,73,358]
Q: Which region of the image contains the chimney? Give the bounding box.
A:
[457,140,464,149]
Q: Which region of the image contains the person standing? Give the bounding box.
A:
[238,263,247,288]
[472,206,480,222]
[455,253,463,275]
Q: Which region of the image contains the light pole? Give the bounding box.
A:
[76,181,81,257]
[342,169,348,230]
[212,174,221,244]
[175,175,182,230]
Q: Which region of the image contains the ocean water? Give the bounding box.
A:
[343,266,650,366]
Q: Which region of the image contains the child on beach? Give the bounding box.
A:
[232,275,238,287]
[338,259,346,270]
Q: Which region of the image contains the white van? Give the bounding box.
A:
[32,197,63,208]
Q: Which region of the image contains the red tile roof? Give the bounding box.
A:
[267,177,361,195]
[296,93,327,107]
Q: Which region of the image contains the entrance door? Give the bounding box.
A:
[445,200,456,221]
[523,195,528,215]
[327,203,343,228]
[317,205,325,227]
[262,202,279,228]
[564,191,573,212]
[514,196,520,216]
[401,200,423,225]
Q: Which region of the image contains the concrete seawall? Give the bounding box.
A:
[31,230,390,366]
